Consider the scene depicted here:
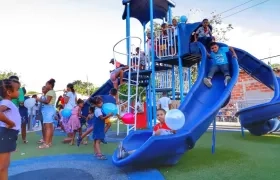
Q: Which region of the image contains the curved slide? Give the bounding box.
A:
[234,47,280,135]
[112,42,239,167]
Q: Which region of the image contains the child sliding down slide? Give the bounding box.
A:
[203,42,237,88]
[117,109,175,159]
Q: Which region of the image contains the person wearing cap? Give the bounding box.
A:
[109,59,125,68]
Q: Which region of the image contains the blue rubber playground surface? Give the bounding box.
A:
[9,154,164,180]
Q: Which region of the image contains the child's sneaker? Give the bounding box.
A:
[101,139,107,144]
[117,142,123,159]
[203,78,212,88]
[224,76,231,86]
[77,136,82,147]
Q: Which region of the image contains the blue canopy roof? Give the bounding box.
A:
[122,0,176,25]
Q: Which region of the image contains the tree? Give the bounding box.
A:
[119,84,145,102]
[209,12,233,42]
[27,91,39,96]
[72,80,99,96]
[271,63,280,69]
[0,70,20,80]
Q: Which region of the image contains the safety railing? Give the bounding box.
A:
[154,27,177,59]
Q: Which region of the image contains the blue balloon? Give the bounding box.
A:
[180,15,188,23]
[165,109,185,130]
[102,103,118,115]
[61,108,72,118]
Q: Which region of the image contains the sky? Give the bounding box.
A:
[0,0,279,92]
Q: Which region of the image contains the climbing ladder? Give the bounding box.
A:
[113,37,142,135]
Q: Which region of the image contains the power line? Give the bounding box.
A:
[218,0,255,15]
[260,54,280,61]
[222,0,270,19]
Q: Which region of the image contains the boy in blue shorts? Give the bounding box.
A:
[204,42,237,88]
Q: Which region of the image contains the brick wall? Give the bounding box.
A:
[231,70,276,100]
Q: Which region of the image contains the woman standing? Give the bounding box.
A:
[62,83,77,143]
[37,79,56,149]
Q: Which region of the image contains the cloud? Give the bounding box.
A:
[227,26,280,64]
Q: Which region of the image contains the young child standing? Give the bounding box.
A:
[117,109,175,159]
[0,79,21,180]
[68,99,84,145]
[204,42,237,88]
[91,96,113,160]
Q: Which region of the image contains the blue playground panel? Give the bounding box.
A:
[9,154,164,180]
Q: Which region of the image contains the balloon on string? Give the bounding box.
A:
[61,108,72,118]
[121,113,134,124]
[102,103,118,115]
[165,109,185,130]
[24,98,36,108]
[180,15,188,23]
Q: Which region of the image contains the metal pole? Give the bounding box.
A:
[177,25,184,102]
[188,68,192,91]
[168,5,172,24]
[149,0,157,125]
[172,65,175,100]
[126,3,131,134]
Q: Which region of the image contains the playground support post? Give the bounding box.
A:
[188,68,192,91]
[168,5,172,24]
[149,0,157,125]
[177,25,184,102]
[126,3,132,133]
[211,118,217,154]
[172,66,175,100]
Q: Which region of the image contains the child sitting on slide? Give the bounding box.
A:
[204,42,237,88]
[117,109,175,159]
[194,18,214,48]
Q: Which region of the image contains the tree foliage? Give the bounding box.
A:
[0,70,20,80]
[27,91,39,95]
[119,84,145,102]
[72,80,99,96]
[209,12,233,42]
[271,63,280,69]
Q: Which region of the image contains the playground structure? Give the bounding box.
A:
[81,0,280,167]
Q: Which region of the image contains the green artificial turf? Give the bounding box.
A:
[11,127,280,180]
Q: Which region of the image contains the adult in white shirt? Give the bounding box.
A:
[64,83,77,110]
[157,91,172,112]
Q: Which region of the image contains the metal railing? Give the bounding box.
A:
[113,36,142,135]
[154,27,177,59]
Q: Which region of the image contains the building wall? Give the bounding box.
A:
[231,70,275,101]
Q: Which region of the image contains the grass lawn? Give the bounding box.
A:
[11,125,280,180]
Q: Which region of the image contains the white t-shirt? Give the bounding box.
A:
[157,97,172,112]
[0,99,21,130]
[64,92,77,110]
[94,107,103,118]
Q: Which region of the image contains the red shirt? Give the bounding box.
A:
[153,122,171,132]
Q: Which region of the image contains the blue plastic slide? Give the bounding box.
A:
[233,47,280,135]
[112,42,239,167]
[81,80,113,116]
